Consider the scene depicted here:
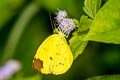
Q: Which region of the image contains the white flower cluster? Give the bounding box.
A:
[0,60,21,80]
[56,10,67,23]
[59,18,75,34]
[56,10,76,35]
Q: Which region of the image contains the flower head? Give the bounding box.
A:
[56,10,67,23]
[55,9,76,36]
[59,18,76,34]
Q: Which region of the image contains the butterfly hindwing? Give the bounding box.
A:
[33,34,73,75]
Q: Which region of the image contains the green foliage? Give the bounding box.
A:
[69,15,92,60]
[73,19,80,27]
[70,13,93,60]
[69,31,88,60]
[83,0,102,18]
[84,0,120,44]
[78,15,93,31]
[87,75,120,80]
[0,0,24,30]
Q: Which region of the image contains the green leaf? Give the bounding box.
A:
[69,15,92,60]
[83,0,102,18]
[84,0,120,44]
[69,31,88,60]
[73,19,80,27]
[87,75,120,80]
[78,15,93,31]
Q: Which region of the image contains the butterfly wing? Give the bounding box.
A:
[33,34,73,75]
[50,34,73,75]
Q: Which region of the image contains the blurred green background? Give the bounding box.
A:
[0,0,120,80]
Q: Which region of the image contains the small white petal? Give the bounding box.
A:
[59,18,76,34]
[56,10,67,23]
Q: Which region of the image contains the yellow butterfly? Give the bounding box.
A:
[33,30,73,75]
[33,11,75,75]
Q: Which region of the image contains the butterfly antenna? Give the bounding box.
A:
[53,20,57,29]
[49,13,54,29]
